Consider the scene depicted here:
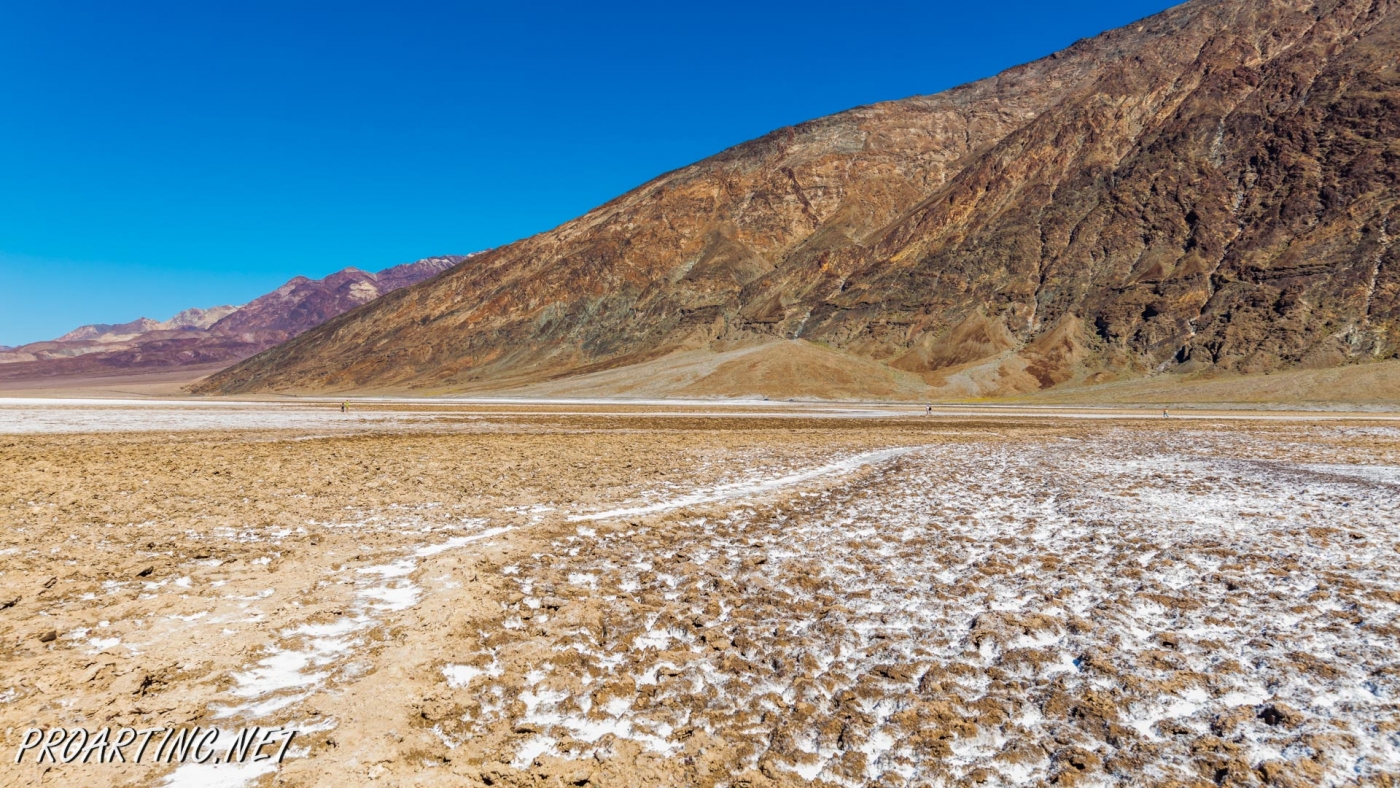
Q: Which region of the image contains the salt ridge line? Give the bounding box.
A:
[566,446,920,522]
[210,524,514,721]
[155,524,514,788]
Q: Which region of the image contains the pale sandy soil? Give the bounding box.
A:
[0,365,231,399]
[1,401,1398,787]
[1,344,1397,409]
[1005,361,1400,409]
[361,341,1400,409]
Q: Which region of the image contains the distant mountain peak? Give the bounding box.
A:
[54,308,237,343]
[165,306,240,330]
[0,254,477,382]
[208,254,481,338]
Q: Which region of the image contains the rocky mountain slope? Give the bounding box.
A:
[198,0,1400,398]
[0,255,472,382]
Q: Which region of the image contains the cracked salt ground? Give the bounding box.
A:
[434,430,1400,786]
[160,717,337,788]
[212,520,512,720]
[535,447,898,525]
[569,447,918,522]
[157,521,514,785]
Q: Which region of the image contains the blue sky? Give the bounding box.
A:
[0,0,1180,346]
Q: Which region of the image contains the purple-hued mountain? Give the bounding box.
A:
[207,256,466,341]
[0,254,477,383]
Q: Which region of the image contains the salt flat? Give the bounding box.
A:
[3,397,1399,436]
[1,405,1396,786]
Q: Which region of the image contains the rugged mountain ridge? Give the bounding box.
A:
[57,306,240,343]
[0,255,473,382]
[198,0,1400,397]
[203,256,465,342]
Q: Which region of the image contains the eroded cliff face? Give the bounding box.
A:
[197,0,1400,396]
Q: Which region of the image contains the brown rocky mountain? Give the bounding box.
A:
[0,255,473,383]
[197,0,1400,399]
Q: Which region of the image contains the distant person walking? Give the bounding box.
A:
[341,401,348,413]
[926,404,933,416]
[1162,408,1169,419]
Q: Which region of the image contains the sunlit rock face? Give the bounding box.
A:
[198,0,1400,397]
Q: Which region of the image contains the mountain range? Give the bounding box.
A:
[0,256,473,384]
[189,0,1400,401]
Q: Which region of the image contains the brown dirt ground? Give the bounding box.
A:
[1,404,1397,786]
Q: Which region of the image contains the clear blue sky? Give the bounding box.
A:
[0,0,1181,346]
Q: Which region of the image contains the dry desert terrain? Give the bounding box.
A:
[0,399,1397,787]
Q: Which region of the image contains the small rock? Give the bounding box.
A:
[135,566,154,578]
[541,596,567,610]
[0,596,19,610]
[111,671,151,696]
[1258,703,1304,727]
[38,629,57,643]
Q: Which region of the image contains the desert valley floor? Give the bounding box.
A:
[1,399,1398,787]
